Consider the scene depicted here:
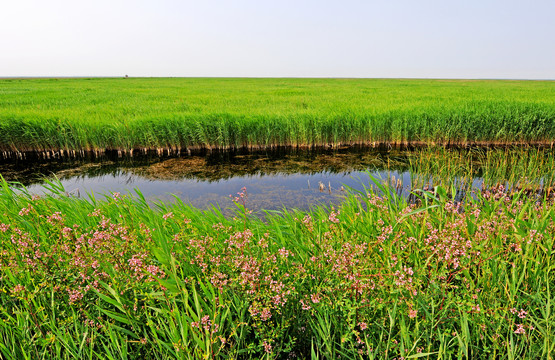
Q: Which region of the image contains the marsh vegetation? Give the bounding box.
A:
[1,78,554,159]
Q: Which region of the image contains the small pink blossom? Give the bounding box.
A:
[11,284,25,295]
[68,289,84,304]
[328,211,340,224]
[263,340,272,354]
[278,248,291,258]
[88,208,102,217]
[260,308,272,321]
[514,324,526,335]
[310,293,321,304]
[18,206,33,216]
[300,299,311,310]
[46,211,63,225]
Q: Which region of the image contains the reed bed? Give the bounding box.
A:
[1,78,554,158]
[1,177,554,359]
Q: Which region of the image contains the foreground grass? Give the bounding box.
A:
[1,78,555,156]
[0,178,554,359]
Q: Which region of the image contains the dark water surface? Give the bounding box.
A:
[0,149,463,212]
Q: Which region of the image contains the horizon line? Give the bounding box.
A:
[1,76,554,81]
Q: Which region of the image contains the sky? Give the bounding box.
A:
[1,0,554,79]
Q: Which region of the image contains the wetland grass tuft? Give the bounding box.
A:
[409,147,555,192]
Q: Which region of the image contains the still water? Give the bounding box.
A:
[0,150,463,213]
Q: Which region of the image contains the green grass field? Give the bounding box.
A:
[1,78,555,156]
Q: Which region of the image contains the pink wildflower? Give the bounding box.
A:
[68,289,84,304]
[328,211,340,223]
[300,299,311,310]
[263,340,272,354]
[11,284,25,295]
[46,211,63,225]
[278,248,291,258]
[260,308,272,321]
[18,206,32,216]
[514,324,526,335]
[310,293,321,304]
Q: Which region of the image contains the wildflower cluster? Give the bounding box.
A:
[0,183,553,358]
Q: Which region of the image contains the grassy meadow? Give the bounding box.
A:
[1,176,555,359]
[1,78,555,157]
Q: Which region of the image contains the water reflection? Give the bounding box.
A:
[2,147,554,213]
[1,149,416,212]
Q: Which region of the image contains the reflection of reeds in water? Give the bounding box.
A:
[1,149,405,185]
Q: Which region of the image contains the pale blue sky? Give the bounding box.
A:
[1,0,554,79]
